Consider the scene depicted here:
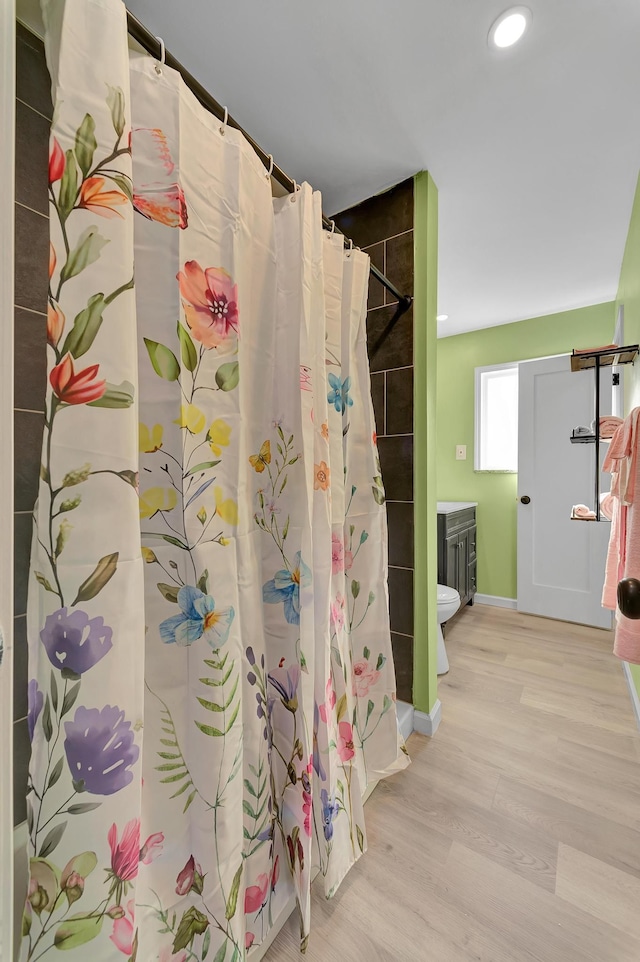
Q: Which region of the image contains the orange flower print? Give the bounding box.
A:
[78,176,129,219]
[177,261,238,350]
[50,353,106,405]
[321,423,329,440]
[49,242,56,280]
[47,300,65,348]
[131,127,188,229]
[314,461,330,491]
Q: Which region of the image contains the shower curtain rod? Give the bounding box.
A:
[125,9,413,316]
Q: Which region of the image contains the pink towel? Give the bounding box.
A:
[599,415,623,439]
[600,492,615,521]
[602,408,640,663]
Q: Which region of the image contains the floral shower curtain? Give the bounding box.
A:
[23,1,408,959]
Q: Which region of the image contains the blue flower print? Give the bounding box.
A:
[321,789,339,841]
[262,551,312,626]
[160,585,235,649]
[327,373,353,414]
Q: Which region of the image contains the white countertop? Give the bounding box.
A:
[437,501,478,514]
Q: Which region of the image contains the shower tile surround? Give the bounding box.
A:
[334,179,415,702]
[13,22,51,825]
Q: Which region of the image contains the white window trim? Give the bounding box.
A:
[474,360,518,473]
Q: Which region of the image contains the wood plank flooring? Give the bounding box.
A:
[265,604,640,961]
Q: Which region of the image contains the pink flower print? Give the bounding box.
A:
[302,787,313,837]
[140,831,164,865]
[352,659,381,698]
[318,676,336,723]
[331,533,344,574]
[344,547,354,572]
[244,873,269,914]
[300,365,312,391]
[271,854,280,891]
[330,593,345,632]
[109,899,135,955]
[108,819,140,883]
[177,261,238,350]
[246,933,255,950]
[175,855,204,896]
[337,721,355,762]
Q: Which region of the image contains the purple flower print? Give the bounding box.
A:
[268,664,300,713]
[64,705,139,795]
[27,680,44,741]
[40,607,113,676]
[321,789,339,841]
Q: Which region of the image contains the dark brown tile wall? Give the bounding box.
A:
[334,178,415,703]
[13,22,51,826]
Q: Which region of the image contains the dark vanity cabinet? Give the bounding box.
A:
[437,506,477,607]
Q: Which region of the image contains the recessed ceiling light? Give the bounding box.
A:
[437,314,449,322]
[488,6,532,49]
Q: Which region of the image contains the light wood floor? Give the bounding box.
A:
[265,604,640,961]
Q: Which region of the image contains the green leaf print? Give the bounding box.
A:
[72,552,118,604]
[54,913,103,951]
[225,863,243,919]
[144,338,181,381]
[60,227,109,283]
[215,361,239,392]
[177,321,198,371]
[74,113,97,176]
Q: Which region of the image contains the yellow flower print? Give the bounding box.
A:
[219,536,230,546]
[174,403,206,435]
[214,486,238,526]
[139,422,163,453]
[207,418,231,457]
[139,486,178,519]
[141,546,157,563]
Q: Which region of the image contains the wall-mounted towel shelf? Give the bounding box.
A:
[569,344,639,521]
[570,345,639,372]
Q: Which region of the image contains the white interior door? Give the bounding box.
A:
[518,354,612,629]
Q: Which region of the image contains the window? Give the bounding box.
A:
[474,362,519,471]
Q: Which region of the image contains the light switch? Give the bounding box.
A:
[456,444,466,461]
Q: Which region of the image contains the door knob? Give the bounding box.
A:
[520,495,531,504]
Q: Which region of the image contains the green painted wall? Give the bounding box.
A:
[413,172,439,714]
[617,170,640,702]
[436,302,615,600]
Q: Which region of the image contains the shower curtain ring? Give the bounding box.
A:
[155,36,165,73]
[265,154,274,179]
[219,106,228,135]
[346,237,353,257]
[329,219,336,233]
[290,179,299,202]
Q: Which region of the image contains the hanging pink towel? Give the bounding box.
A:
[602,408,640,663]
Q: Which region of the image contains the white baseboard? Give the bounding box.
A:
[622,662,640,732]
[475,593,518,610]
[413,699,442,737]
[396,699,415,741]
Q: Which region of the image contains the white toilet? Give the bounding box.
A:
[436,584,460,675]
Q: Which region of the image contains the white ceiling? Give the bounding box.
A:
[28,0,640,335]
